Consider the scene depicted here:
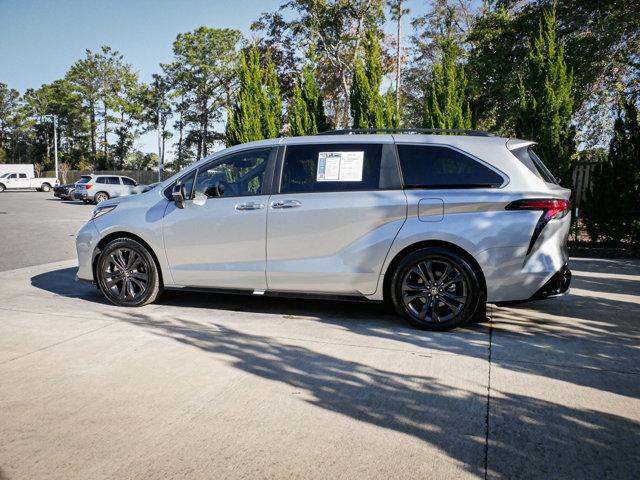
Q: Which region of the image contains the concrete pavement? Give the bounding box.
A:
[0,257,639,479]
[0,193,638,479]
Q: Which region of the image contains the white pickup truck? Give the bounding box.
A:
[0,172,59,192]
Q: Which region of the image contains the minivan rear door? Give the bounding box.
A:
[266,138,407,296]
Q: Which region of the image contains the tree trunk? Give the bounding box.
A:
[90,102,97,161]
[103,100,108,167]
[177,98,184,166]
[395,0,403,118]
[202,105,209,158]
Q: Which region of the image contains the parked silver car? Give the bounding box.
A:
[75,174,149,204]
[76,129,572,330]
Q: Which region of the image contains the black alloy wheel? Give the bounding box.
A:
[391,247,481,330]
[96,238,162,307]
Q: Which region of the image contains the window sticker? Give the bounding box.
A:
[317,151,364,182]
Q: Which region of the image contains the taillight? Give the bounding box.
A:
[506,198,570,255]
[505,199,570,220]
[85,184,92,190]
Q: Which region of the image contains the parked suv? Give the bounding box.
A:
[76,130,572,330]
[75,174,149,204]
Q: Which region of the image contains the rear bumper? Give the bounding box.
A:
[529,264,571,300]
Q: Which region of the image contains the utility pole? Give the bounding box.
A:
[157,98,163,182]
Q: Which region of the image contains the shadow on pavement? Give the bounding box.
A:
[28,258,640,478]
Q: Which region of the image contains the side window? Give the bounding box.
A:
[193,148,271,198]
[107,177,121,185]
[19,173,27,178]
[281,143,382,193]
[9,174,17,179]
[96,177,107,184]
[121,177,136,186]
[397,145,504,188]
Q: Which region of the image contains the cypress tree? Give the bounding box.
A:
[262,52,282,139]
[516,4,575,181]
[350,30,385,129]
[583,101,640,244]
[288,82,313,136]
[227,46,282,146]
[383,88,399,128]
[287,52,329,136]
[423,38,472,132]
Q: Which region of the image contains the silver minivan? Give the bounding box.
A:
[76,130,572,330]
[75,174,149,204]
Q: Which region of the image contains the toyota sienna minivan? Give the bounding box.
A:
[76,129,572,330]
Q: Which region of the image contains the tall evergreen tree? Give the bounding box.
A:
[516,4,575,181]
[287,52,330,136]
[261,52,282,139]
[423,37,472,132]
[350,29,386,129]
[583,101,640,244]
[227,46,282,146]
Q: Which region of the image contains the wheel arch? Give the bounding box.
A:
[92,231,164,286]
[382,240,487,302]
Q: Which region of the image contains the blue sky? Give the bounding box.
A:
[0,0,427,157]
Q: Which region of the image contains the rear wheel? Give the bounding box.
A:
[94,192,109,204]
[41,183,51,192]
[96,238,162,307]
[390,247,481,331]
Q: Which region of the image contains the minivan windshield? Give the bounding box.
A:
[76,176,92,184]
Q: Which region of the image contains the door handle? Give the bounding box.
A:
[235,202,265,211]
[271,199,302,209]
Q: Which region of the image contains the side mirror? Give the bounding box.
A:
[172,183,187,209]
[204,180,225,198]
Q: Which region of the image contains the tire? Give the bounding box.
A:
[94,192,109,204]
[96,238,163,307]
[0,184,5,192]
[390,247,481,331]
[41,183,51,192]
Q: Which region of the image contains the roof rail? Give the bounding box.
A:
[315,128,496,137]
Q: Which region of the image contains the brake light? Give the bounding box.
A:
[506,198,571,255]
[505,199,570,220]
[85,184,92,190]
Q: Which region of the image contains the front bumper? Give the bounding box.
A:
[76,220,101,282]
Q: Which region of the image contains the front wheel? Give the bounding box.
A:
[0,184,5,192]
[96,238,163,307]
[390,247,481,331]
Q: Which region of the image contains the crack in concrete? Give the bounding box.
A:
[484,305,493,480]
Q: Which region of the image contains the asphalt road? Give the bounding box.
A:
[0,192,639,479]
[0,191,92,271]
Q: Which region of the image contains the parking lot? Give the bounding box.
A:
[0,192,639,479]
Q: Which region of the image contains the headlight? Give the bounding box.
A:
[91,205,117,220]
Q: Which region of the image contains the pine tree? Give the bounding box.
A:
[350,30,385,129]
[227,46,283,146]
[516,4,575,182]
[583,101,640,244]
[423,38,472,132]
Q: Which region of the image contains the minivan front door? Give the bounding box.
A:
[266,141,407,296]
[163,147,275,290]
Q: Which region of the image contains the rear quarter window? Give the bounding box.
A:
[397,144,504,188]
[511,146,558,184]
[77,176,92,184]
